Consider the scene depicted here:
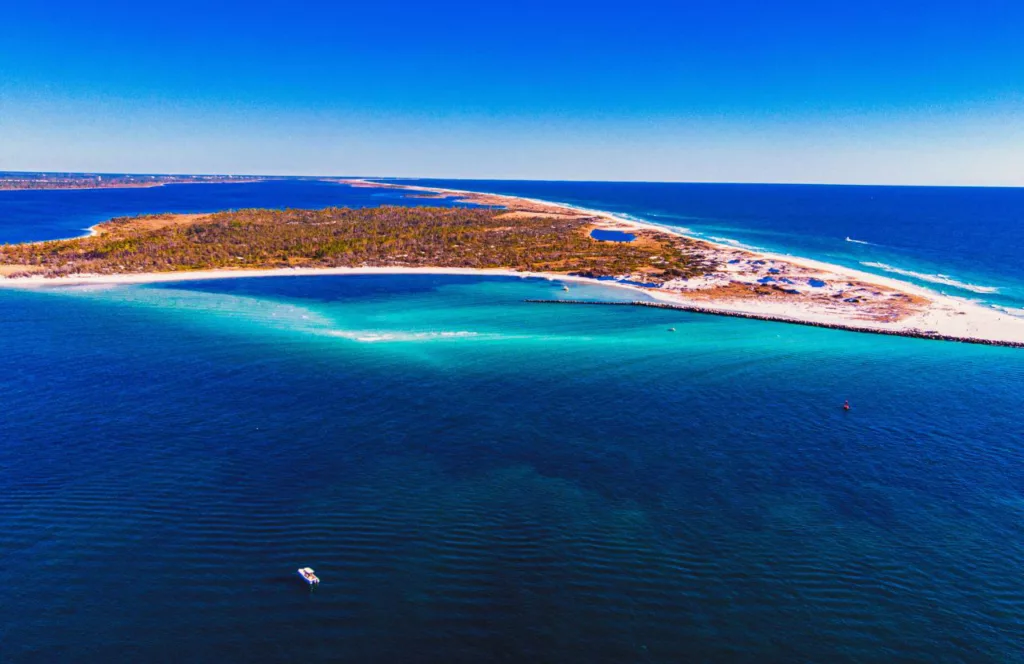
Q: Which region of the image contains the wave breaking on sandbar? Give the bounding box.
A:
[860,262,999,294]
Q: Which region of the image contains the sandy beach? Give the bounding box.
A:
[0,266,595,287]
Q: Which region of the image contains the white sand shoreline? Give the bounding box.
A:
[0,266,628,289]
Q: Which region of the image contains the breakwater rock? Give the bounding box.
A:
[524,299,1024,349]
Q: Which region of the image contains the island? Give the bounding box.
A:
[1,180,1022,348]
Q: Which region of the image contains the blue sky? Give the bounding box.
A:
[1,0,1022,184]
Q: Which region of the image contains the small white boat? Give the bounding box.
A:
[298,567,319,585]
[562,285,570,291]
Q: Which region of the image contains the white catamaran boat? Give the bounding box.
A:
[298,567,320,585]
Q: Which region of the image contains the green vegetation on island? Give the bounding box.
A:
[0,206,715,280]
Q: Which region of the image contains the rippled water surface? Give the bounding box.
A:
[2,274,1023,662]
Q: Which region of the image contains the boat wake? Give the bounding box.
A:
[860,262,999,294]
[845,237,873,245]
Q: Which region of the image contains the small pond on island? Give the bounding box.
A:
[590,229,636,242]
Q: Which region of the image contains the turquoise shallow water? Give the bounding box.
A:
[2,274,1024,662]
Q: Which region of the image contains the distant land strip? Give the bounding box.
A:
[0,173,263,191]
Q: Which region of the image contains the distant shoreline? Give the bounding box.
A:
[0,182,167,192]
[0,177,264,192]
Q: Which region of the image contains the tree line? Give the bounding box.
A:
[0,205,714,280]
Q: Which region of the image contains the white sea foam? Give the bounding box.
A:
[627,215,694,234]
[323,329,481,343]
[993,305,1024,318]
[704,235,764,252]
[860,262,999,294]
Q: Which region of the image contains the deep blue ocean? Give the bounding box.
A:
[2,180,1024,662]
